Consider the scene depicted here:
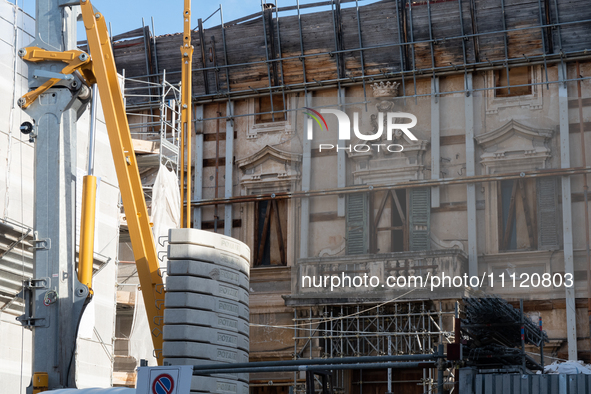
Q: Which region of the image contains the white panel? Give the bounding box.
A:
[0,315,32,394]
[0,16,14,48]
[0,1,15,23]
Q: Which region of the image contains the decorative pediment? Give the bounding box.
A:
[347,132,429,184]
[475,120,553,174]
[236,145,301,194]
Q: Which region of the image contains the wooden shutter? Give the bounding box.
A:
[409,187,431,251]
[537,177,561,250]
[346,193,369,255]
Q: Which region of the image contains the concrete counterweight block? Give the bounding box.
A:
[167,244,249,276]
[165,292,249,321]
[163,342,249,363]
[168,259,249,290]
[164,308,249,336]
[164,229,251,394]
[189,376,250,394]
[165,276,249,306]
[168,228,250,261]
[164,324,249,351]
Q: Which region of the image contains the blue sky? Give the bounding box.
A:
[11,0,341,40]
[13,0,265,39]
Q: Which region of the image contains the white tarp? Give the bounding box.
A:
[128,164,180,366]
[543,361,591,374]
[151,164,181,251]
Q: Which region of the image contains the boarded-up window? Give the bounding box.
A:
[495,66,532,97]
[255,94,286,123]
[254,200,287,266]
[346,193,369,255]
[498,178,560,251]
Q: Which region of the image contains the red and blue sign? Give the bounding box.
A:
[152,373,175,394]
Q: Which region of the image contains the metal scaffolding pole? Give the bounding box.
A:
[293,301,454,393]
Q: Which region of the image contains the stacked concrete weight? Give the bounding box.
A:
[164,228,250,394]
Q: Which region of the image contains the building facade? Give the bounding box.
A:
[112,1,591,392]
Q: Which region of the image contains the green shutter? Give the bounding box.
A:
[409,187,431,251]
[537,177,560,250]
[346,193,369,255]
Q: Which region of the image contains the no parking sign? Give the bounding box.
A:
[136,365,192,394]
[152,373,174,394]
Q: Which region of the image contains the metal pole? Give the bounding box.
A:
[190,166,591,207]
[294,308,298,391]
[454,310,460,393]
[214,104,220,232]
[180,0,194,228]
[17,1,90,390]
[87,84,98,176]
[387,336,392,394]
[193,361,438,375]
[260,0,276,121]
[296,0,308,97]
[78,83,100,295]
[539,315,545,368]
[437,344,444,394]
[520,299,526,373]
[576,62,591,346]
[195,354,439,371]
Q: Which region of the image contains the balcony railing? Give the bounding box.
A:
[289,249,469,302]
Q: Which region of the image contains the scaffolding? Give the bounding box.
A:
[111,0,591,123]
[123,71,181,179]
[292,300,456,394]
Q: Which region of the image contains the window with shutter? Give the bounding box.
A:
[346,193,369,255]
[537,177,561,250]
[409,188,431,251]
[496,177,560,251]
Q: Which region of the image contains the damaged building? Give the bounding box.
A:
[1,0,590,392]
[104,0,591,392]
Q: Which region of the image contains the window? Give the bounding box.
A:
[494,66,532,97]
[371,189,407,253]
[345,188,430,255]
[255,94,286,123]
[498,177,560,251]
[254,199,288,266]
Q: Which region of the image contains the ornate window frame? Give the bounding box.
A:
[236,145,301,267]
[475,120,554,253]
[246,97,293,139]
[485,65,543,114]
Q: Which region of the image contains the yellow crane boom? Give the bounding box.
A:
[180,0,193,228]
[19,0,174,368]
[80,0,165,365]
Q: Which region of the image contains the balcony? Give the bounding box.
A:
[284,249,469,306]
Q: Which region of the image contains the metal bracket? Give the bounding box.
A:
[34,238,51,250]
[17,46,96,109]
[33,69,74,81]
[16,278,50,329]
